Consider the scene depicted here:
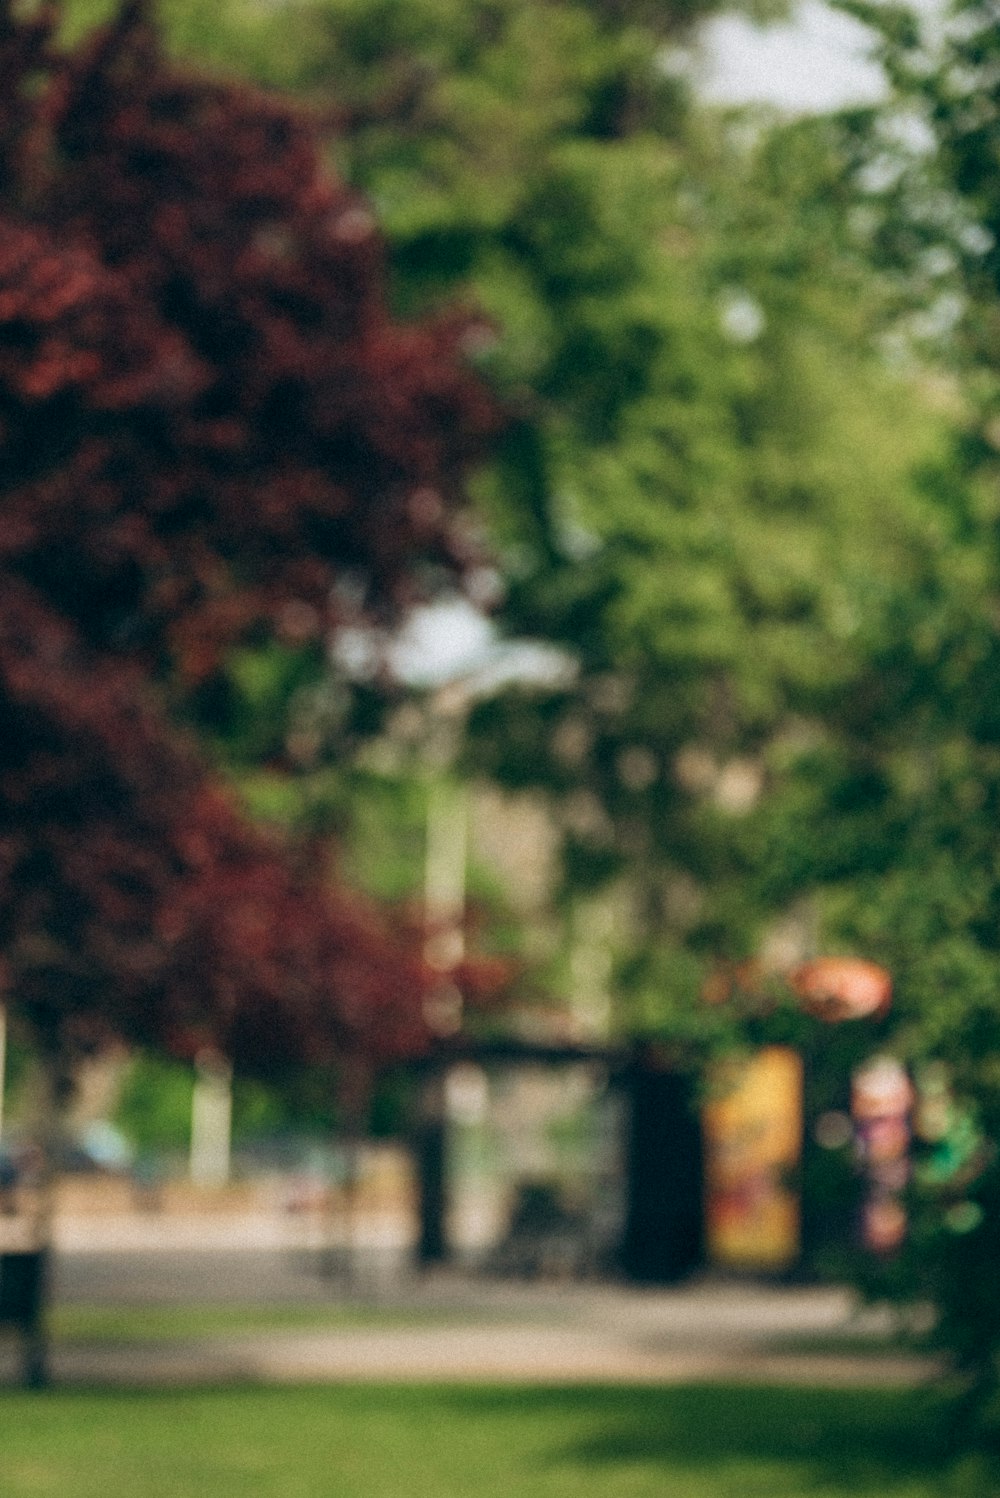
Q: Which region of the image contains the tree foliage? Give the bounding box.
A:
[0,0,496,1077]
[768,0,1000,1425]
[138,0,989,1056]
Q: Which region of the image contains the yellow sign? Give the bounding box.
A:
[703,1046,803,1271]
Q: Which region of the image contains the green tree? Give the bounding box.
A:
[57,0,1000,1421]
[755,0,1000,1431]
[104,0,980,1049]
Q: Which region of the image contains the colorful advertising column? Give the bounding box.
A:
[703,1046,804,1272]
[702,955,897,1273]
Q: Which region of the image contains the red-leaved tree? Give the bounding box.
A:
[0,0,498,1103]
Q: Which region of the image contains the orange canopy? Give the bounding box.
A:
[790,957,892,1022]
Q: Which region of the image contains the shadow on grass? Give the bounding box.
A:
[429,1384,983,1491]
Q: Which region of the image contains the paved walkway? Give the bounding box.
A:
[0,1211,942,1387]
[24,1323,938,1388]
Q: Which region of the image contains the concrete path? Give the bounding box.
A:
[21,1323,937,1388]
[0,1231,942,1388]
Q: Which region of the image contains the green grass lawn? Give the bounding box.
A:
[50,1301,470,1344]
[0,1384,991,1498]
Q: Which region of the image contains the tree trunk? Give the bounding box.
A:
[16,1048,73,1388]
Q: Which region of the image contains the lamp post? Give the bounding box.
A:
[414,680,472,1266]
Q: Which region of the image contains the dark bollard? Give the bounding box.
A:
[0,1248,49,1388]
[414,1070,449,1268]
